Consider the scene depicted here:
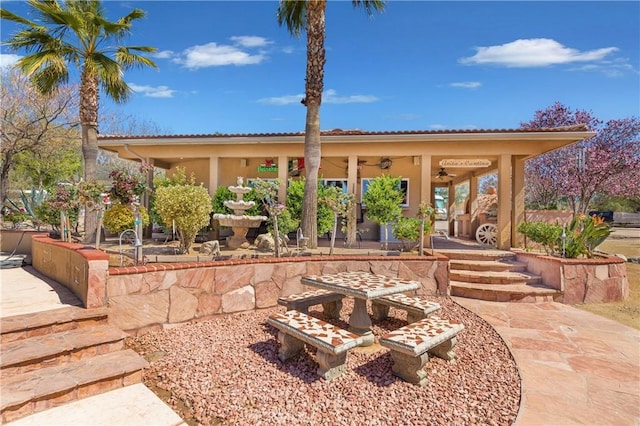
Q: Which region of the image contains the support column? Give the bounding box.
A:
[497,154,512,250]
[278,155,288,203]
[347,155,358,196]
[346,155,359,246]
[208,156,219,196]
[512,156,526,248]
[448,181,455,236]
[469,174,479,238]
[420,154,432,205]
[144,158,154,238]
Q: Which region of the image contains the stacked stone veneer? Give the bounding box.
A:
[515,252,629,304]
[106,256,450,335]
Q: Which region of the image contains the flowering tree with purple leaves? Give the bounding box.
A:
[521,102,640,214]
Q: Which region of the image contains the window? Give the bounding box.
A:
[323,179,348,194]
[247,178,278,187]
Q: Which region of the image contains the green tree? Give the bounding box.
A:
[286,178,332,237]
[1,0,157,242]
[362,175,403,249]
[276,0,386,248]
[154,180,212,254]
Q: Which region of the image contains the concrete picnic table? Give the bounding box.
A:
[301,271,420,346]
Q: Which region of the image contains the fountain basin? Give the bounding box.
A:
[224,200,256,211]
[227,186,252,194]
[213,214,267,228]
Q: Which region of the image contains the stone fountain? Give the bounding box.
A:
[213,177,267,249]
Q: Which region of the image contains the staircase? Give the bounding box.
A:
[0,306,148,423]
[437,249,563,303]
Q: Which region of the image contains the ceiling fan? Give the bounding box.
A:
[434,167,456,179]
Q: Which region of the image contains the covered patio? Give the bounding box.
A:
[98,125,593,250]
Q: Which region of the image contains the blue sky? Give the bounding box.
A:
[1,1,638,135]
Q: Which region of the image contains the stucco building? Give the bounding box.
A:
[98,125,593,249]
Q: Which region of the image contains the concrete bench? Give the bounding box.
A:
[267,310,362,381]
[371,294,441,323]
[277,289,344,319]
[379,316,464,386]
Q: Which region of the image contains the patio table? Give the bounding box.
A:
[301,271,420,346]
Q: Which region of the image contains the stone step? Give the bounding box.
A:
[1,324,127,376]
[0,349,149,423]
[449,259,527,272]
[450,270,542,285]
[450,281,562,303]
[434,249,517,262]
[0,306,109,344]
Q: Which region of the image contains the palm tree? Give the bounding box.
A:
[277,0,385,248]
[1,0,157,243]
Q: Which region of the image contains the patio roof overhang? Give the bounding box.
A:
[97,125,595,182]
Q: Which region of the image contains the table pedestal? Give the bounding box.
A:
[348,298,375,346]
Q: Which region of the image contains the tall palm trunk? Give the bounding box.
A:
[80,68,99,243]
[301,0,326,249]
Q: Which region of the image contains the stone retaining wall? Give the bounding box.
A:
[515,251,629,304]
[106,255,450,335]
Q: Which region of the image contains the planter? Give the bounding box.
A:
[514,250,629,304]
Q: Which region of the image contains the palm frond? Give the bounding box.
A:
[277,0,306,37]
[115,47,157,70]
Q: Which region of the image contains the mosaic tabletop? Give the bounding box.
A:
[268,310,362,354]
[301,271,420,299]
[379,316,465,356]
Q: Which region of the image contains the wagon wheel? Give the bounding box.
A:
[475,223,497,246]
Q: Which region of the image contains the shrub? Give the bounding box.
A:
[517,215,612,258]
[517,221,562,255]
[362,175,403,248]
[154,183,212,253]
[286,178,333,236]
[103,204,150,235]
[393,217,421,251]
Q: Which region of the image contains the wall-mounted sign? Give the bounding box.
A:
[439,159,491,168]
[258,165,278,172]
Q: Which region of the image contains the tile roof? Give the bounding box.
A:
[97,124,589,140]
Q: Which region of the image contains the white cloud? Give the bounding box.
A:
[450,81,482,89]
[129,83,175,98]
[230,36,271,48]
[152,50,174,59]
[258,89,379,105]
[324,89,378,104]
[174,38,269,69]
[459,38,618,68]
[258,94,304,105]
[0,53,21,68]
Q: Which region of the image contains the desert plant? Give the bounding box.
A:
[103,204,149,235]
[562,214,612,258]
[154,182,212,253]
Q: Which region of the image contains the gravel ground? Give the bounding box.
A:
[127,297,520,426]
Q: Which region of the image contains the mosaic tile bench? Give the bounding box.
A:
[379,316,464,386]
[268,310,362,381]
[371,294,441,323]
[277,289,344,319]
